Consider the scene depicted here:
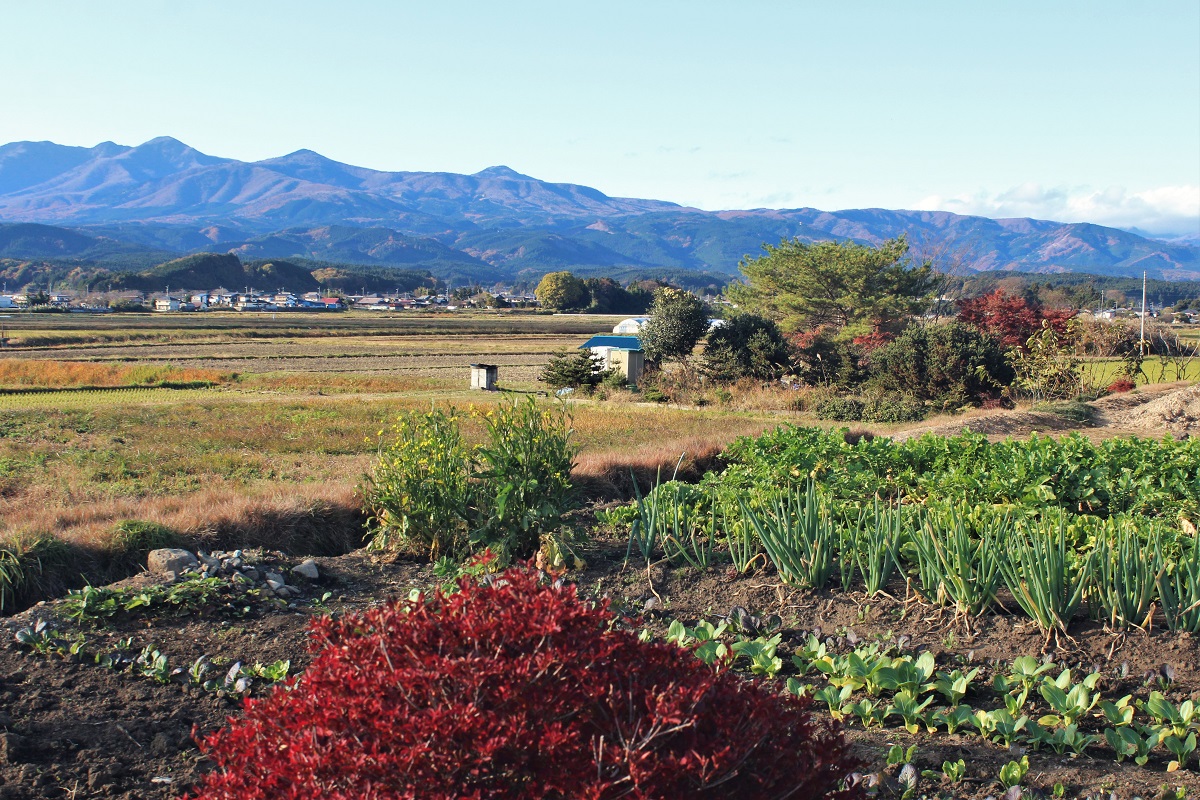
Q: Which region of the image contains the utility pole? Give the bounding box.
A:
[1140,270,1147,356]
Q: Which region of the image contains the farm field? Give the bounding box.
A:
[0,312,793,598]
[1082,357,1199,388]
[0,311,1198,799]
[0,309,613,348]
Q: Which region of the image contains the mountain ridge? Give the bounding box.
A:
[0,137,1196,281]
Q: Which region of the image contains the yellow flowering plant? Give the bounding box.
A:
[363,398,577,562]
[362,409,475,558]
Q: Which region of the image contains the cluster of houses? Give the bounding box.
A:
[1,285,1193,324]
[0,287,539,313]
[0,292,73,309]
[349,289,534,311]
[153,290,345,312]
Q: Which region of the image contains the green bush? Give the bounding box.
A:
[600,368,630,390]
[364,399,577,561]
[1009,321,1082,402]
[109,298,149,312]
[0,547,24,612]
[642,386,669,403]
[791,329,865,388]
[868,322,1012,405]
[0,536,76,611]
[113,520,176,550]
[472,399,576,559]
[814,396,865,421]
[861,394,925,423]
[364,409,475,558]
[701,314,793,382]
[539,349,616,391]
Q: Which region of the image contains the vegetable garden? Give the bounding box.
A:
[604,425,1200,787]
[5,387,1200,798]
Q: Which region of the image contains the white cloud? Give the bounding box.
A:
[914,183,1200,238]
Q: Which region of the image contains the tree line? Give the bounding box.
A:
[534,272,685,315]
[541,235,1192,419]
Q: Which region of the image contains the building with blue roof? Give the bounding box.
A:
[579,335,644,385]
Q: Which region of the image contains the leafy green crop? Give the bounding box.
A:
[721,426,1200,519]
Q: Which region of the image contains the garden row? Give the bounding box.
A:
[359,405,1199,639]
[619,479,1198,635]
[610,422,1198,637]
[718,425,1199,518]
[649,615,1200,774]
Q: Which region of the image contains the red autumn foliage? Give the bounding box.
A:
[1107,378,1136,393]
[957,289,1075,349]
[190,566,859,800]
[850,330,894,352]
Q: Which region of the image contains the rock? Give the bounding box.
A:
[266,579,285,592]
[241,568,260,582]
[147,549,198,576]
[291,559,319,580]
[264,571,285,586]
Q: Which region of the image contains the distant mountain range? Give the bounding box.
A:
[0,136,1197,283]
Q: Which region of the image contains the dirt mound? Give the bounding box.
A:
[891,382,1197,442]
[1108,383,1200,435]
[891,410,1077,442]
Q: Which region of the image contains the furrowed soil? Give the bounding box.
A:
[1,380,1198,799]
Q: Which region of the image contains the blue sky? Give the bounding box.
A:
[3,1,1198,235]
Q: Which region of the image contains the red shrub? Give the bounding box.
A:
[1107,378,1136,393]
[957,289,1075,349]
[191,568,859,800]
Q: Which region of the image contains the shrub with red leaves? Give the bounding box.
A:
[957,289,1075,349]
[1107,378,1136,393]
[191,568,859,800]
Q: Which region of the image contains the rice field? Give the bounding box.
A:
[1079,356,1199,387]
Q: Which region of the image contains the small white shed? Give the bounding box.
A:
[470,363,499,391]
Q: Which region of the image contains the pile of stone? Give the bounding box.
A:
[146,548,321,600]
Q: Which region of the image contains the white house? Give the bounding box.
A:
[0,296,15,309]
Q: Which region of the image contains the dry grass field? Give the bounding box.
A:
[0,311,790,569]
